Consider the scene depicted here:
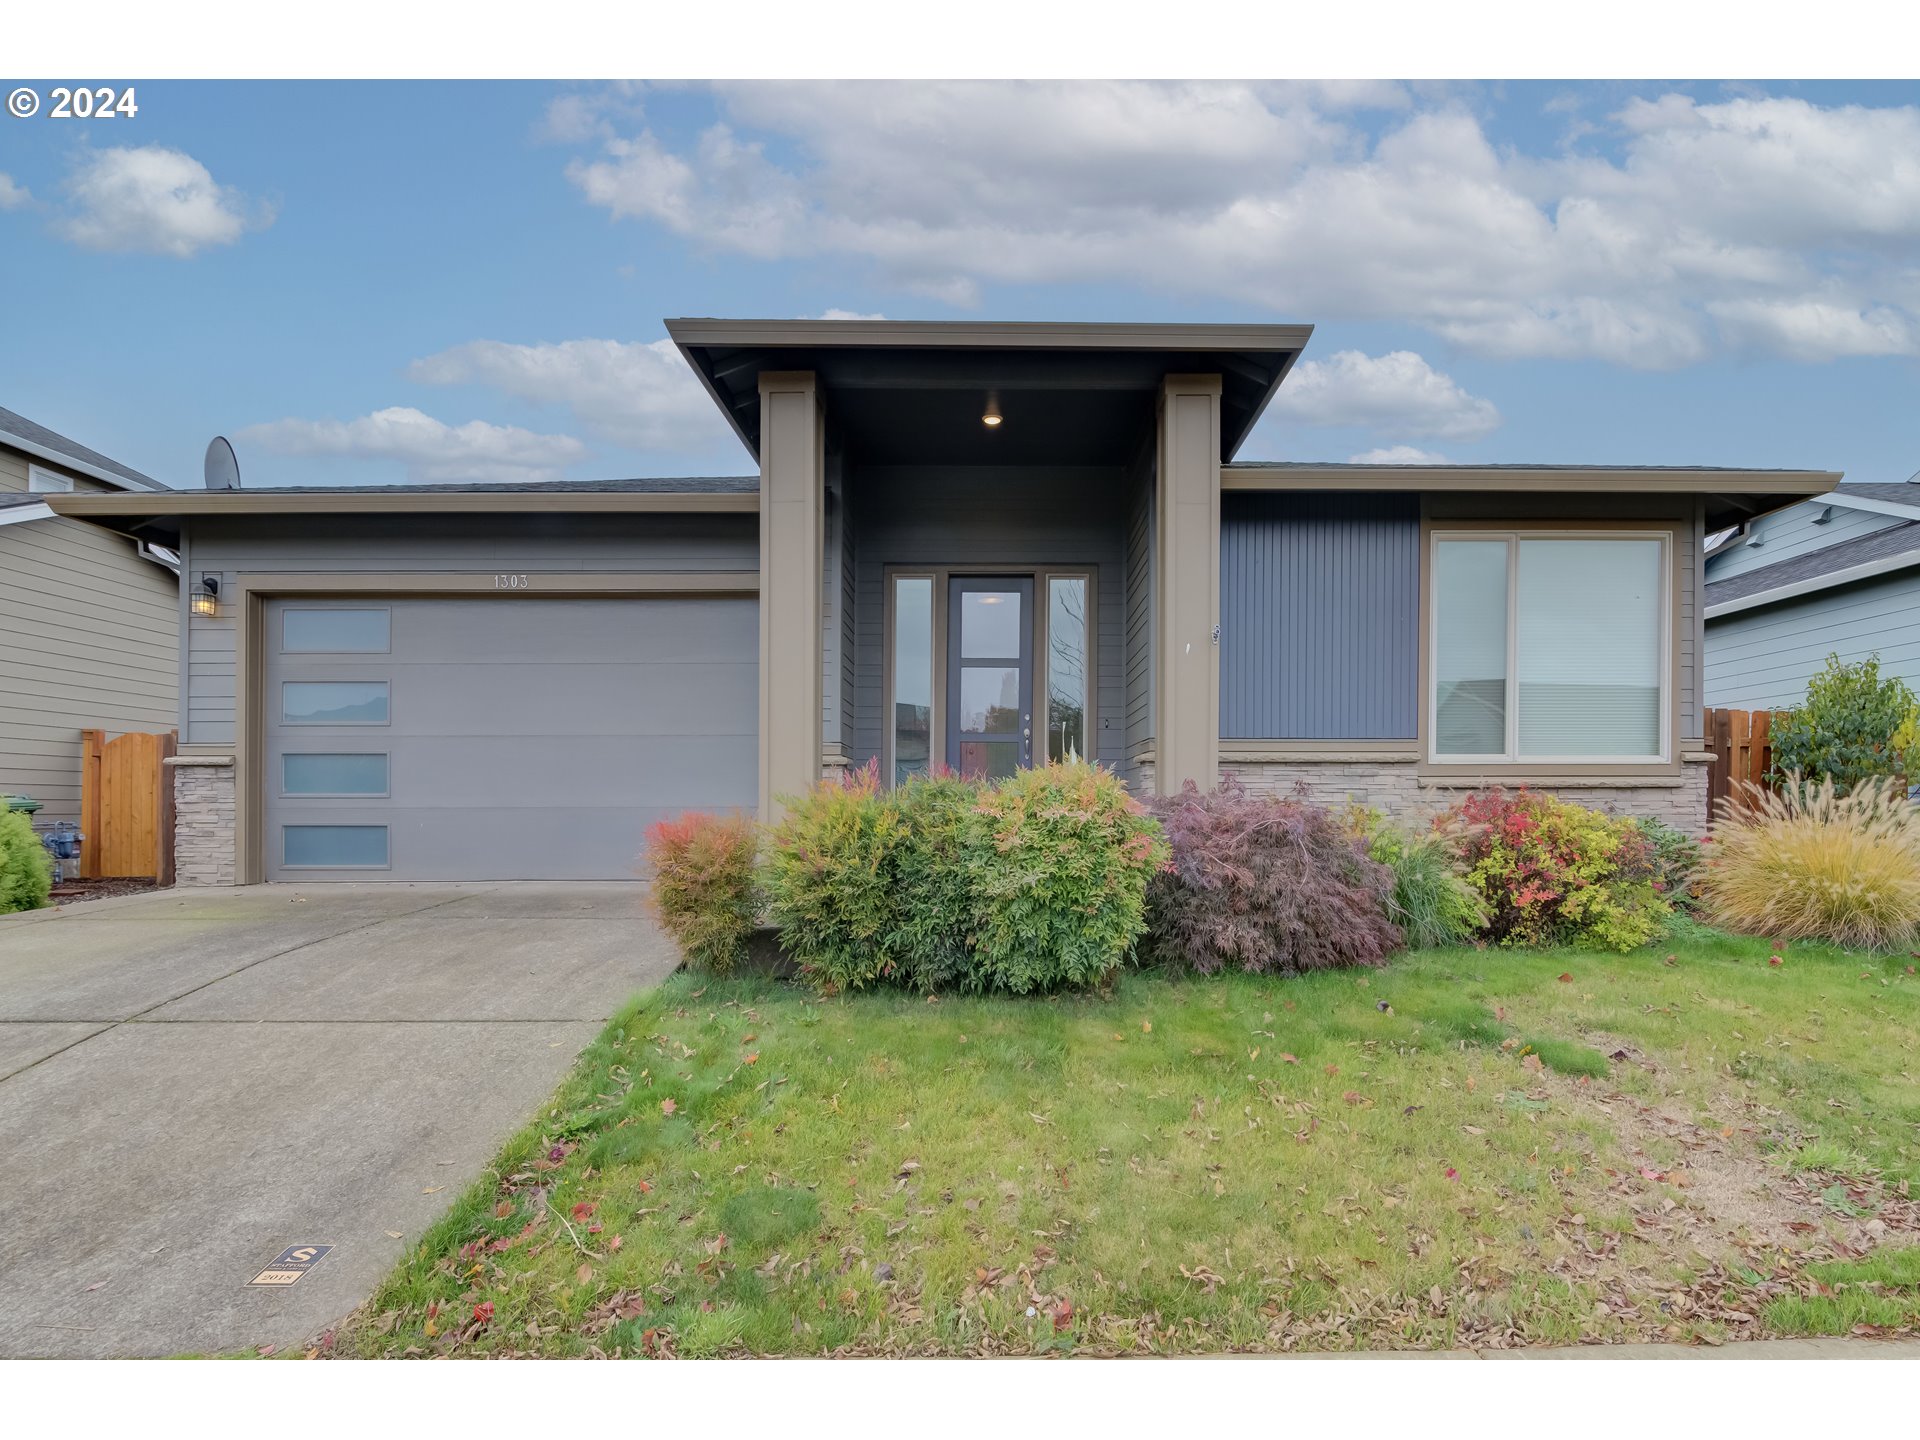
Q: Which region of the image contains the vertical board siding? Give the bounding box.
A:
[847,465,1130,774]
[182,513,758,746]
[1219,493,1419,740]
[1706,569,1920,709]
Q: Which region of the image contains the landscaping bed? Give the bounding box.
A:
[331,931,1920,1357]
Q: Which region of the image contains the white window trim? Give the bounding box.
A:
[26,464,75,494]
[1427,529,1672,767]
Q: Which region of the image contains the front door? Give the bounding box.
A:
[946,576,1033,779]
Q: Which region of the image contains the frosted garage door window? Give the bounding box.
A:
[283,825,389,868]
[282,681,389,725]
[1516,539,1662,758]
[282,753,389,795]
[283,608,390,652]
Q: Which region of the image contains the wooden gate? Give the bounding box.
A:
[1704,708,1774,821]
[80,729,177,882]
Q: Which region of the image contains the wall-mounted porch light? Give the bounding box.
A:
[982,392,1003,427]
[191,575,220,618]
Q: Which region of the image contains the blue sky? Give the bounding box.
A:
[1,79,1916,488]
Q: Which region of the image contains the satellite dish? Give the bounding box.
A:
[204,436,241,490]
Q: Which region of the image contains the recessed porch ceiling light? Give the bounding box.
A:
[982,392,1003,427]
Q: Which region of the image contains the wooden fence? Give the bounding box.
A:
[1703,707,1774,820]
[80,728,177,882]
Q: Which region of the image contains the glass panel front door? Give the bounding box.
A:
[947,577,1032,780]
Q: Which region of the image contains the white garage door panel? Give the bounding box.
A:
[265,596,757,881]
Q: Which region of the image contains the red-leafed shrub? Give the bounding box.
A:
[1439,788,1668,952]
[642,810,760,973]
[1146,780,1402,974]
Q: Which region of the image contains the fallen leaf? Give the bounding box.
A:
[1463,1124,1486,1136]
[494,1201,513,1219]
[1051,1300,1074,1332]
[744,1053,760,1065]
[572,1201,597,1221]
[1522,1053,1544,1073]
[1324,1064,1339,1077]
[1557,973,1573,983]
[1140,1020,1152,1034]
[1278,1052,1299,1065]
[660,1098,677,1116]
[577,1262,593,1284]
[422,1186,444,1195]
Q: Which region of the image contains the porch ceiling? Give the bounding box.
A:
[665,317,1313,466]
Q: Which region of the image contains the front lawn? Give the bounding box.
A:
[337,929,1920,1357]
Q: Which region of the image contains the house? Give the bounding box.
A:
[0,407,179,832]
[1704,479,1920,710]
[45,318,1839,885]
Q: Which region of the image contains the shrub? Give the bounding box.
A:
[0,809,52,914]
[1148,781,1402,975]
[884,770,983,992]
[642,811,759,973]
[1634,816,1703,913]
[1441,789,1669,953]
[1348,806,1488,949]
[761,761,907,992]
[1770,653,1916,795]
[964,761,1168,993]
[1698,773,1920,949]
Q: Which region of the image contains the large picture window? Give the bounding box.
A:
[1431,532,1668,763]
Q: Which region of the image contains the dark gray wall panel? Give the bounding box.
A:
[1220,492,1419,740]
[846,465,1129,773]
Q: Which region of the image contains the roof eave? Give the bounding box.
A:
[1707,548,1920,619]
[0,433,166,491]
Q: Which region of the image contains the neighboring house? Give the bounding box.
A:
[48,318,1838,885]
[1704,480,1920,710]
[0,407,180,828]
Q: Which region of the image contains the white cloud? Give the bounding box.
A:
[408,337,731,453]
[1269,350,1500,440]
[816,308,887,320]
[238,407,585,485]
[58,145,265,257]
[558,83,1920,366]
[1348,445,1450,464]
[0,174,30,210]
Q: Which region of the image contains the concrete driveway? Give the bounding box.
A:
[0,882,676,1358]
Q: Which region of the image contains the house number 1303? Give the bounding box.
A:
[494,573,530,589]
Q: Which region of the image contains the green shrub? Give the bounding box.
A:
[1770,653,1916,795]
[1699,773,1920,949]
[884,771,983,992]
[641,810,759,973]
[0,810,52,915]
[761,761,907,992]
[964,762,1168,993]
[1634,816,1703,913]
[1147,782,1401,974]
[0,809,52,914]
[1348,806,1488,949]
[1442,789,1670,953]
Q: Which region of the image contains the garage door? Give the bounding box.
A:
[263,597,756,881]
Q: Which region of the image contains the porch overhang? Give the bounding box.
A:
[666,317,1313,465]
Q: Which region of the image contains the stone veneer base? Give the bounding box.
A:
[169,758,237,887]
[1136,757,1710,836]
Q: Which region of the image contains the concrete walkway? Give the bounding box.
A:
[0,882,674,1358]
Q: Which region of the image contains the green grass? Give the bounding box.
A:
[340,932,1920,1357]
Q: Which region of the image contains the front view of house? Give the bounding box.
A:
[49,319,1839,884]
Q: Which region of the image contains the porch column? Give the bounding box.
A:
[1154,374,1223,795]
[757,371,825,821]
